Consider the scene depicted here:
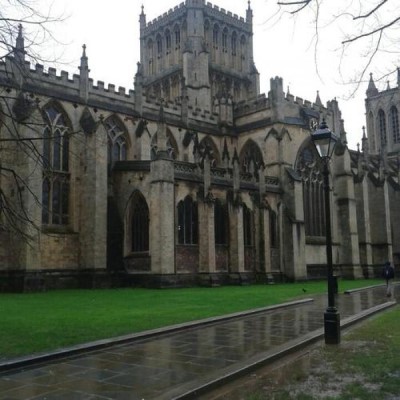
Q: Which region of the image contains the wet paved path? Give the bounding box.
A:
[0,285,396,400]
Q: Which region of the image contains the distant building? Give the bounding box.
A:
[0,0,398,291]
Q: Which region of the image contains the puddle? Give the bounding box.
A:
[197,348,314,399]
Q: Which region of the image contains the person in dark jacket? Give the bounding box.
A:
[382,261,395,297]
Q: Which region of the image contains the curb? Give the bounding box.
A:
[344,282,400,294]
[0,298,313,373]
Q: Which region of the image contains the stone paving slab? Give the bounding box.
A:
[0,285,397,400]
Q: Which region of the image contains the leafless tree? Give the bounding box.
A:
[269,0,400,94]
[0,0,65,240]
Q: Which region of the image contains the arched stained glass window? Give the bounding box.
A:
[239,140,264,175]
[378,109,387,147]
[214,199,228,245]
[390,106,400,144]
[42,104,70,226]
[231,31,237,55]
[105,116,127,168]
[147,39,154,75]
[177,196,198,245]
[174,25,180,47]
[296,144,326,237]
[156,34,163,55]
[131,192,149,252]
[165,29,171,52]
[270,210,278,248]
[222,28,228,52]
[213,24,219,46]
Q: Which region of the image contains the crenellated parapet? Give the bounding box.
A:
[142,3,186,35]
[141,1,250,35]
[0,55,137,114]
[234,90,327,120]
[203,2,251,31]
[234,94,270,117]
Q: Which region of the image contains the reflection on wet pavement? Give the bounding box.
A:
[0,285,394,400]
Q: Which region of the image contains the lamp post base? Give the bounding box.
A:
[324,309,340,344]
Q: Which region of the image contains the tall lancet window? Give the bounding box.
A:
[390,106,400,144]
[231,31,237,56]
[214,199,228,245]
[378,109,387,147]
[42,104,70,225]
[130,191,149,252]
[177,196,198,245]
[296,144,326,237]
[105,116,127,170]
[222,28,228,52]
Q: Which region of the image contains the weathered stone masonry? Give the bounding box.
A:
[0,1,399,291]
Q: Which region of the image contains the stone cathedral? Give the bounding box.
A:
[0,0,399,291]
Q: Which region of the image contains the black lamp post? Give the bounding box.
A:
[311,119,341,345]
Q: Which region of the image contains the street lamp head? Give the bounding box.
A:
[311,119,339,160]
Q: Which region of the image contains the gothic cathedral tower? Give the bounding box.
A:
[139,0,260,112]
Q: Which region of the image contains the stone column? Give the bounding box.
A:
[149,158,175,274]
[229,203,245,273]
[333,148,363,278]
[260,207,272,276]
[366,176,392,267]
[355,177,373,276]
[15,119,42,272]
[281,176,307,280]
[198,199,216,273]
[80,122,108,270]
[149,105,175,275]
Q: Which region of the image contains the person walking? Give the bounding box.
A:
[382,261,395,297]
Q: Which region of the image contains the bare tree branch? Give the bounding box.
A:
[272,0,400,95]
[353,0,388,20]
[277,0,312,14]
[342,15,400,44]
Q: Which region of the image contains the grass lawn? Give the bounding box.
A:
[237,305,400,400]
[0,279,383,360]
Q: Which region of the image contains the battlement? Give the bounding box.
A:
[29,63,80,88]
[1,56,136,106]
[234,86,326,119]
[142,93,219,124]
[204,1,249,29]
[91,80,134,99]
[142,0,249,35]
[143,2,186,34]
[285,93,325,110]
[285,93,324,111]
[29,62,134,100]
[234,94,270,117]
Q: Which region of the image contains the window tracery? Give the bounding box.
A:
[378,109,387,147]
[296,144,326,237]
[42,105,70,225]
[105,116,127,168]
[177,196,198,245]
[130,191,149,252]
[214,199,228,245]
[390,106,400,144]
[239,140,264,176]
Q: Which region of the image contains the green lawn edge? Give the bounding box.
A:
[0,279,384,360]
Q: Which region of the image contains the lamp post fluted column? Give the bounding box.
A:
[322,159,340,344]
[311,119,340,345]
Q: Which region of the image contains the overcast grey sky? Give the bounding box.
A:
[34,0,399,151]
